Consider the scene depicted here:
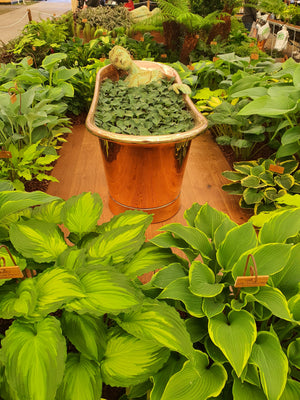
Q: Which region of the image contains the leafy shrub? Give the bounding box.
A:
[94,78,194,135]
[76,5,132,31]
[222,157,300,214]
[0,191,299,399]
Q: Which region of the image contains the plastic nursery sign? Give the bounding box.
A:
[0,151,12,159]
[269,164,284,174]
[234,254,269,288]
[0,245,23,279]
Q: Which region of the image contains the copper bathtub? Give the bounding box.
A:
[86,61,207,223]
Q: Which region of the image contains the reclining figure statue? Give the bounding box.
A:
[108,45,191,95]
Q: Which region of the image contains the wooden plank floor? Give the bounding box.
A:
[47,125,252,239]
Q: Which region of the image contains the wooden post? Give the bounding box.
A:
[27,8,32,23]
[147,0,150,10]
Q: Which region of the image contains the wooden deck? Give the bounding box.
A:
[47,124,251,239]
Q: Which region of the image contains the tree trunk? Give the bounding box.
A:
[206,5,234,44]
[162,20,182,52]
[179,32,199,65]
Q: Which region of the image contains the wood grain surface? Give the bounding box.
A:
[47,124,252,240]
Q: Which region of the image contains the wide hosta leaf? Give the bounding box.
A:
[202,296,225,318]
[193,203,229,239]
[150,263,187,289]
[184,203,202,227]
[280,379,300,400]
[56,353,102,400]
[233,376,267,400]
[99,209,152,232]
[65,268,143,316]
[216,222,257,271]
[208,310,257,377]
[157,277,205,318]
[232,243,292,279]
[61,311,107,362]
[287,338,300,368]
[238,95,297,117]
[0,279,37,319]
[150,353,185,400]
[273,244,300,299]
[214,217,238,249]
[250,331,288,400]
[33,267,85,317]
[87,223,148,265]
[157,223,213,260]
[160,350,227,400]
[61,193,103,238]
[0,191,59,221]
[32,199,65,224]
[101,328,169,387]
[1,316,66,400]
[189,261,224,297]
[117,298,195,361]
[9,219,68,263]
[247,286,293,321]
[119,243,178,279]
[258,208,300,244]
[56,247,87,273]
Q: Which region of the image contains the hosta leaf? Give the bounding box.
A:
[9,219,67,263]
[250,332,288,400]
[287,338,300,368]
[1,317,66,400]
[246,286,293,321]
[0,190,59,221]
[204,337,227,364]
[222,171,247,181]
[202,296,225,318]
[160,350,227,400]
[222,182,244,195]
[150,263,187,289]
[233,376,267,400]
[189,261,224,297]
[274,174,294,190]
[214,217,238,249]
[56,247,87,273]
[243,187,264,204]
[280,379,300,400]
[61,311,107,362]
[264,187,280,201]
[281,126,300,145]
[217,222,257,271]
[65,268,143,316]
[61,193,103,237]
[288,294,300,321]
[208,310,257,377]
[101,328,169,387]
[232,243,292,279]
[32,199,64,224]
[119,243,178,279]
[34,267,85,317]
[150,353,185,400]
[259,170,274,185]
[99,209,152,232]
[56,353,102,400]
[193,203,229,239]
[158,223,213,260]
[241,175,261,188]
[117,298,195,361]
[0,279,37,319]
[183,202,202,227]
[272,244,300,299]
[238,95,297,117]
[258,208,300,244]
[157,277,205,318]
[87,223,148,265]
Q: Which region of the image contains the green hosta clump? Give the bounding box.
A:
[94,78,194,135]
[222,157,300,214]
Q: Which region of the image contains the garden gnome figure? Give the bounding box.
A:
[108,45,191,94]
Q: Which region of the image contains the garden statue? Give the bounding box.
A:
[108,45,191,94]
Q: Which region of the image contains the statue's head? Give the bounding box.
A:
[109,46,132,71]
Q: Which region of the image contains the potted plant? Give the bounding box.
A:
[86,46,207,223]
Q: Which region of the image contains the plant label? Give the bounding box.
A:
[269,164,284,174]
[0,151,12,158]
[234,275,269,288]
[0,266,24,279]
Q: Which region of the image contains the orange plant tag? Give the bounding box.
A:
[251,53,259,60]
[82,18,88,23]
[0,266,23,280]
[234,254,269,289]
[10,93,17,104]
[0,151,12,158]
[269,164,284,174]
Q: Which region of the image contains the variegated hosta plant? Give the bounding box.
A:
[146,203,300,399]
[0,190,223,400]
[222,156,300,214]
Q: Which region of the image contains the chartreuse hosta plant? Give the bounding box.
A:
[0,190,299,399]
[146,203,300,399]
[222,157,300,214]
